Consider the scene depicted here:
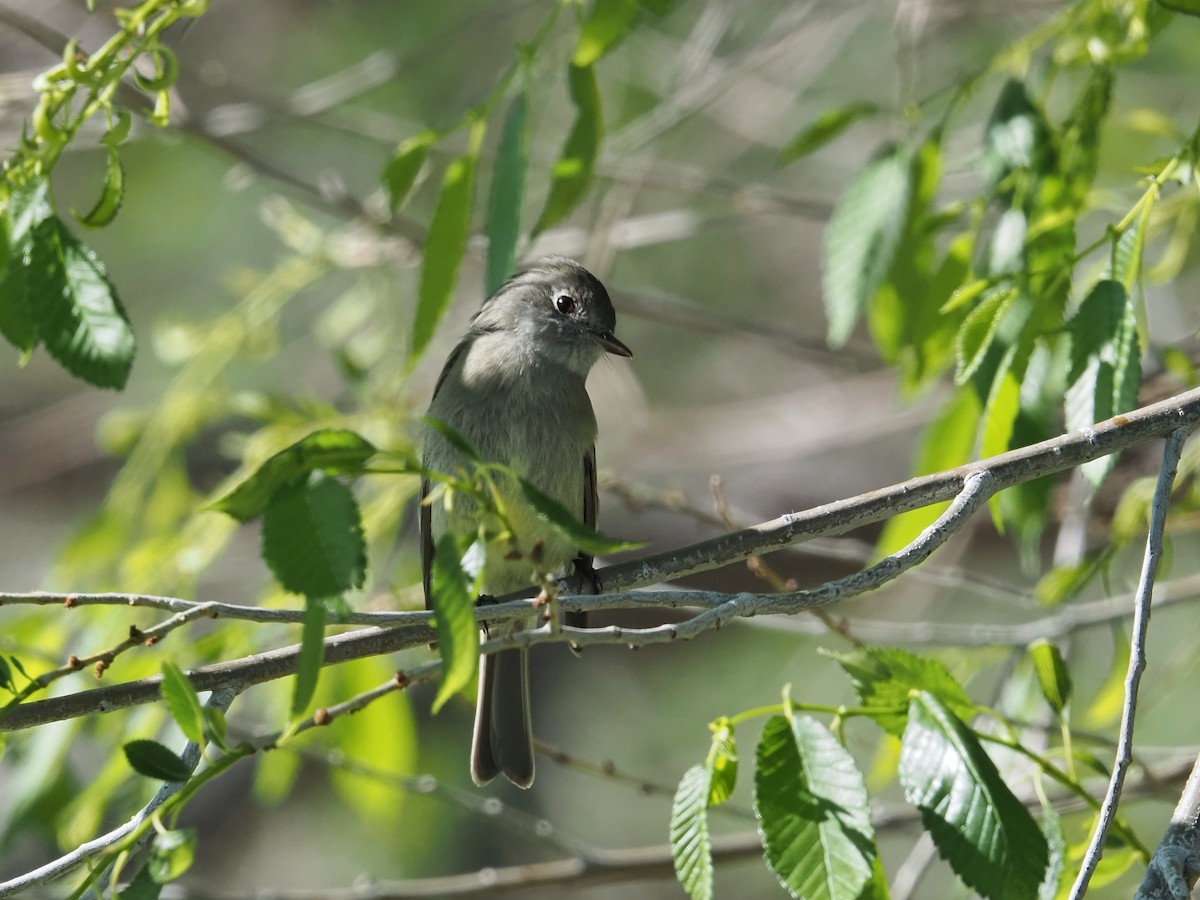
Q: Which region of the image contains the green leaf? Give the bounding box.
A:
[821,143,910,348]
[291,599,328,720]
[982,80,1053,185]
[955,286,1018,385]
[899,692,1048,900]
[518,476,644,555]
[382,129,437,212]
[979,347,1022,460]
[0,179,52,354]
[120,865,164,900]
[828,646,977,738]
[147,827,197,883]
[706,722,738,806]
[670,764,714,900]
[780,102,880,163]
[123,739,192,782]
[638,0,675,12]
[1028,639,1072,715]
[533,63,603,234]
[74,145,125,229]
[754,714,876,900]
[209,428,377,522]
[202,705,228,751]
[411,124,483,362]
[423,416,484,464]
[1038,807,1066,900]
[573,0,642,67]
[485,93,529,295]
[160,661,204,744]
[28,216,135,389]
[430,533,479,714]
[0,656,11,693]
[260,471,367,598]
[1159,0,1200,14]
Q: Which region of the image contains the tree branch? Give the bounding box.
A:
[1070,427,1188,899]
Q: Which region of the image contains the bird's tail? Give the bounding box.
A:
[470,647,534,788]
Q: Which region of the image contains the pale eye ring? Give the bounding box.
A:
[554,293,577,315]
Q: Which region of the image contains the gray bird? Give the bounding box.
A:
[420,257,632,788]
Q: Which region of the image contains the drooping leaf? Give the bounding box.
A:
[411,124,483,362]
[430,533,478,713]
[291,599,328,720]
[821,143,910,348]
[706,721,738,806]
[780,102,880,163]
[160,661,204,744]
[982,80,1053,186]
[899,692,1048,900]
[533,64,603,234]
[74,145,125,229]
[671,764,714,900]
[209,429,376,521]
[754,714,876,900]
[202,705,228,751]
[827,646,977,737]
[956,286,1018,385]
[147,827,197,882]
[485,93,529,294]
[120,865,163,900]
[27,215,135,389]
[124,739,192,782]
[518,476,644,555]
[382,129,438,212]
[1038,807,1066,900]
[1028,639,1072,716]
[573,0,642,67]
[260,470,367,598]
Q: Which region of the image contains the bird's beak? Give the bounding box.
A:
[594,331,633,358]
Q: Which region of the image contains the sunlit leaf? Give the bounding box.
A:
[411,123,483,362]
[706,721,738,806]
[899,692,1048,900]
[780,102,880,163]
[260,471,367,598]
[574,0,641,67]
[671,764,714,900]
[821,143,910,347]
[430,533,478,713]
[755,714,876,900]
[1028,639,1072,715]
[209,429,376,522]
[160,661,204,744]
[533,64,603,234]
[382,129,437,212]
[982,79,1053,185]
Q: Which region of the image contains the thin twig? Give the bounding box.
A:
[1070,427,1188,899]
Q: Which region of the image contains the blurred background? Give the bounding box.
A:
[2,0,1200,896]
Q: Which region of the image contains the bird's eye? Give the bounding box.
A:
[554,293,577,315]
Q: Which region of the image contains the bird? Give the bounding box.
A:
[420,256,632,788]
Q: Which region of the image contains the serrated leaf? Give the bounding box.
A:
[755,714,876,900]
[706,723,738,806]
[411,125,482,362]
[980,347,1022,461]
[533,63,603,234]
[518,476,644,554]
[956,286,1018,385]
[671,764,714,900]
[148,827,196,883]
[827,646,977,737]
[124,739,192,782]
[899,692,1048,900]
[821,144,910,348]
[160,661,204,744]
[209,429,376,521]
[430,533,479,713]
[485,93,529,294]
[983,80,1053,185]
[260,470,367,598]
[382,129,437,212]
[291,599,327,720]
[28,216,135,389]
[780,102,880,163]
[1028,639,1072,715]
[941,277,990,314]
[75,145,124,229]
[0,181,45,354]
[573,0,641,67]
